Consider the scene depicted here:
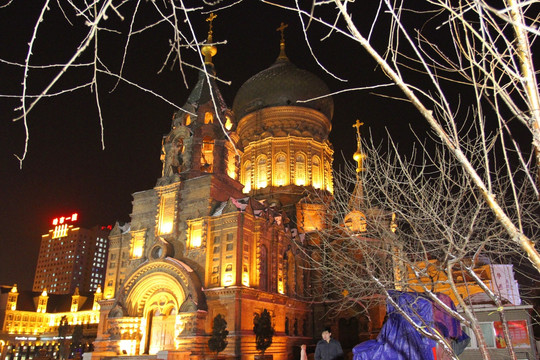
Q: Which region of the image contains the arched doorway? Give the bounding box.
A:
[119,258,205,356]
[145,293,178,354]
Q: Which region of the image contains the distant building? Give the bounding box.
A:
[407,260,537,359]
[33,214,110,294]
[0,284,102,360]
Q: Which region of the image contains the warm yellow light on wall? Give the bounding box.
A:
[190,227,202,248]
[132,245,144,259]
[277,280,284,294]
[242,161,252,193]
[131,233,145,259]
[303,212,323,232]
[158,192,175,235]
[326,178,334,194]
[227,166,236,180]
[257,179,267,188]
[160,222,173,234]
[295,178,305,186]
[242,272,249,286]
[119,340,137,355]
[223,274,234,287]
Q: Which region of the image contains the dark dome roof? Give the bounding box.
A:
[233,58,334,121]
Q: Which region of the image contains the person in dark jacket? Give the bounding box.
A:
[314,327,344,360]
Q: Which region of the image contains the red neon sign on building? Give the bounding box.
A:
[51,213,79,239]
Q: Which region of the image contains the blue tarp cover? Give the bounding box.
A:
[353,291,436,360]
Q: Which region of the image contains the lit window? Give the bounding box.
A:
[225,116,233,130]
[158,192,175,235]
[130,234,145,259]
[201,137,214,172]
[275,153,287,186]
[256,155,267,189]
[204,112,214,124]
[295,153,306,186]
[312,156,321,188]
[189,222,202,248]
[242,161,252,193]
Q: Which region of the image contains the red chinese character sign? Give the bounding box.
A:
[51,213,78,239]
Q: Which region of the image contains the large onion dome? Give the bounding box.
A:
[232,56,334,122]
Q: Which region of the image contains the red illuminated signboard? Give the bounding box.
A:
[494,320,530,348]
[51,213,78,239]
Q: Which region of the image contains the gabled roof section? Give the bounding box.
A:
[1,289,96,313]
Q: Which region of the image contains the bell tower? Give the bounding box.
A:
[159,13,240,185]
[152,13,243,267]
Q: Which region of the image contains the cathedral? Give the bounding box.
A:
[91,19,359,360]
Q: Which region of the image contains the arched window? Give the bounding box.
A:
[275,153,287,186]
[256,155,267,189]
[312,156,321,188]
[295,153,306,186]
[225,116,233,130]
[242,161,252,193]
[201,137,214,172]
[204,112,214,124]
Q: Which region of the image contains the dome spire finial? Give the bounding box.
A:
[202,12,218,64]
[353,120,366,173]
[276,22,289,60]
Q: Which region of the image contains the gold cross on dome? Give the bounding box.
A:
[206,12,217,34]
[353,119,364,135]
[277,22,288,42]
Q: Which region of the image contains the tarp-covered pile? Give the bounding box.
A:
[353,291,469,360]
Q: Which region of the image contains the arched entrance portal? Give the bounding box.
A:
[119,259,205,356]
[145,293,178,354]
[125,273,184,355]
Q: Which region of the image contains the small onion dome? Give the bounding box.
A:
[353,151,366,172]
[232,57,334,122]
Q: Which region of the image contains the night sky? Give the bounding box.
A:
[0,1,420,290]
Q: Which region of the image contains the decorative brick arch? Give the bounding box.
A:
[120,258,205,317]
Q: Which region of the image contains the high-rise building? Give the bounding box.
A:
[33,213,110,295]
